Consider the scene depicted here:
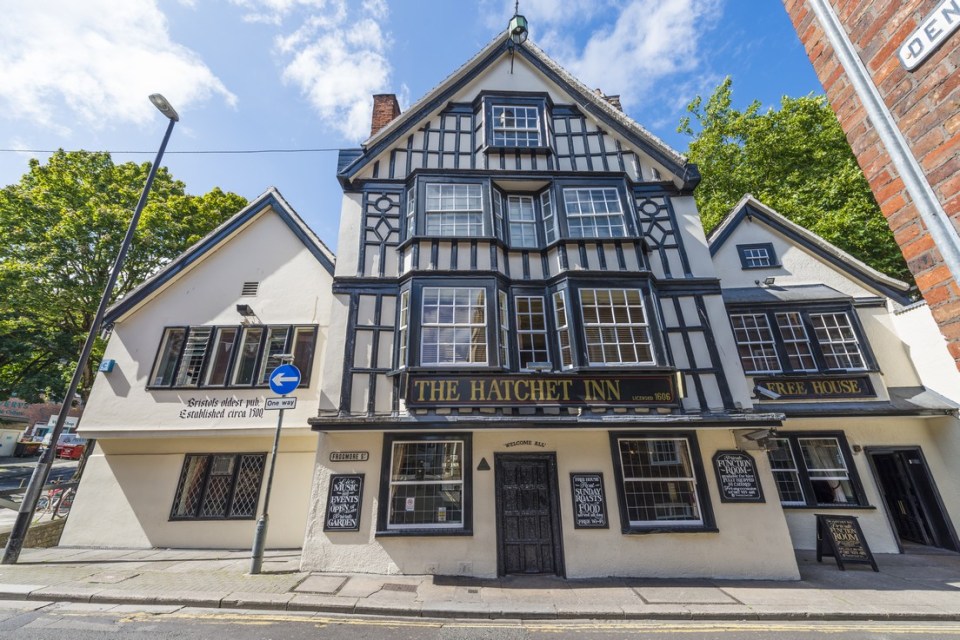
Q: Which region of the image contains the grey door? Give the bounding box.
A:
[495,454,564,576]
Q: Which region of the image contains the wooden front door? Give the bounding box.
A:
[495,454,564,576]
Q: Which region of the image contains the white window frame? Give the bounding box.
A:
[514,295,551,370]
[498,291,510,368]
[397,290,410,369]
[491,105,541,147]
[562,187,626,239]
[506,195,538,247]
[540,190,557,244]
[579,288,656,366]
[774,312,817,372]
[730,313,782,374]
[553,291,573,369]
[767,438,806,506]
[810,312,867,371]
[424,184,484,237]
[419,287,488,366]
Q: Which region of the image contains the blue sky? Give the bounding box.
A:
[0,1,822,251]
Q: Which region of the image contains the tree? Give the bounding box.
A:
[0,150,247,402]
[678,78,910,282]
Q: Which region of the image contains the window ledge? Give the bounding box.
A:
[782,504,875,510]
[621,526,719,535]
[375,529,473,538]
[483,144,552,155]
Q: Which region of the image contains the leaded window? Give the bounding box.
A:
[615,437,703,526]
[506,195,538,247]
[563,188,626,238]
[491,105,541,147]
[515,296,550,369]
[580,289,654,365]
[420,288,487,365]
[386,440,465,529]
[424,184,483,236]
[730,314,781,373]
[170,453,266,520]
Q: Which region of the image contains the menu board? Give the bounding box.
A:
[570,473,608,529]
[816,514,878,571]
[323,474,364,532]
[712,451,764,503]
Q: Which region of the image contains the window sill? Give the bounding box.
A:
[782,504,875,510]
[375,528,473,538]
[484,144,552,155]
[621,525,719,535]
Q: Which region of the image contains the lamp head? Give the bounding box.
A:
[149,94,179,122]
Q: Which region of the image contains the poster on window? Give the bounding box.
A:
[712,451,764,503]
[323,474,364,532]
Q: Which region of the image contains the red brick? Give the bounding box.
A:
[924,283,956,306]
[922,131,960,171]
[876,176,906,204]
[945,192,960,216]
[916,264,954,290]
[901,234,936,261]
[882,193,909,218]
[929,155,960,187]
[931,300,960,325]
[870,19,918,70]
[913,127,946,159]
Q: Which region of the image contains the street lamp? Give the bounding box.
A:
[2,94,180,564]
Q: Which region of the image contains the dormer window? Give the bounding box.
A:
[482,95,549,151]
[492,105,541,147]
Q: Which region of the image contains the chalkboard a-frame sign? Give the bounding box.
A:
[816,514,878,571]
[570,473,609,529]
[323,474,364,532]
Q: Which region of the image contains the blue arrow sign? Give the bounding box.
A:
[268,363,301,396]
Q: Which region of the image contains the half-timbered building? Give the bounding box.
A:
[710,195,960,557]
[301,29,800,580]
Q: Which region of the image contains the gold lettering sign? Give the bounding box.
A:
[405,374,677,408]
[754,376,874,400]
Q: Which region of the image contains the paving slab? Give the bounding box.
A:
[221,591,294,610]
[634,585,740,604]
[420,600,494,618]
[0,583,48,596]
[294,575,347,594]
[287,593,358,612]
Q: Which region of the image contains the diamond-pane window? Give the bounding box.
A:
[170,453,266,520]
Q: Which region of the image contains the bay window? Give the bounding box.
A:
[562,187,626,238]
[420,287,488,366]
[424,184,484,236]
[579,289,655,365]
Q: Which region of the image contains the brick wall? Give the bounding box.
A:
[783,0,960,367]
[0,518,66,549]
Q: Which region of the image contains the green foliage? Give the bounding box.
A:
[678,78,910,281]
[0,150,247,402]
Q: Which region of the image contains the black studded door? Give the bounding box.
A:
[495,454,564,576]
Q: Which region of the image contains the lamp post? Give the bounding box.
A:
[2,94,179,564]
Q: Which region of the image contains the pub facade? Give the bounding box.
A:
[300,30,801,580]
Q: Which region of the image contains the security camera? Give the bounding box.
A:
[753,384,782,400]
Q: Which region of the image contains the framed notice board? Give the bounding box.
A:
[816,514,878,571]
[323,474,364,532]
[570,473,609,529]
[712,451,764,503]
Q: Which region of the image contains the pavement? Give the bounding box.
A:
[0,546,957,621]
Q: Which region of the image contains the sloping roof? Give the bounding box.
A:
[755,386,959,417]
[105,187,335,324]
[338,31,699,189]
[708,195,913,305]
[722,284,855,305]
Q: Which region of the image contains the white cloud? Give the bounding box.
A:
[238,0,393,141]
[0,1,236,131]
[481,0,721,110]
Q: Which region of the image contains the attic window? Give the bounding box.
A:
[737,244,778,269]
[241,282,260,297]
[483,96,548,151]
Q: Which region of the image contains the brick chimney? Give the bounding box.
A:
[371,94,401,137]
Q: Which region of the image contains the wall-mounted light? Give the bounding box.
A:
[236,304,256,317]
[754,276,777,287]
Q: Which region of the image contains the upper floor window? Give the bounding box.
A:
[729,309,868,374]
[506,195,538,247]
[737,243,778,269]
[515,296,550,370]
[563,188,626,238]
[425,184,484,236]
[580,289,655,365]
[420,288,488,366]
[150,324,316,389]
[492,105,541,147]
